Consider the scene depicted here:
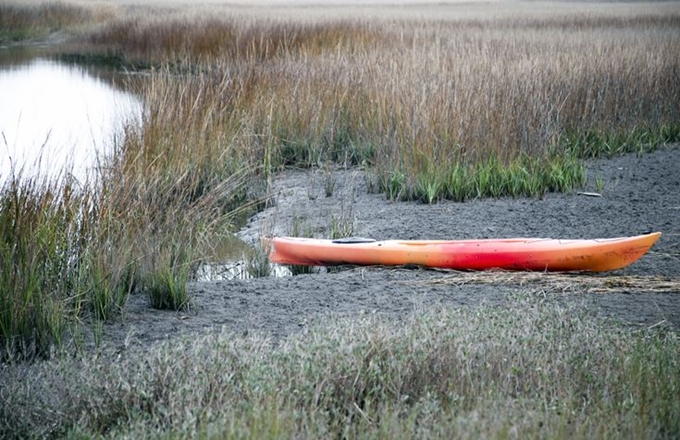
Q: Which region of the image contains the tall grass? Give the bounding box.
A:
[0,66,256,361]
[1,1,679,358]
[1,295,678,438]
[0,1,109,43]
[90,68,259,311]
[0,145,250,360]
[0,175,73,360]
[73,4,680,200]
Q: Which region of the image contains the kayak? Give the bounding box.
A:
[268,232,661,272]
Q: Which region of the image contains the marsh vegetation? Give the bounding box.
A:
[0,1,679,436]
[2,295,679,438]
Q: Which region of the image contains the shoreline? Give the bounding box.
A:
[91,145,680,352]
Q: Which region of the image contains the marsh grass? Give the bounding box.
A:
[246,244,272,279]
[0,174,82,360]
[2,1,679,358]
[287,216,316,276]
[141,240,193,311]
[0,58,255,360]
[5,2,679,202]
[329,199,356,240]
[379,153,587,203]
[564,125,680,159]
[1,294,678,439]
[0,159,244,359]
[72,3,679,201]
[0,1,107,43]
[0,170,132,358]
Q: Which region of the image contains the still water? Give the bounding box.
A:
[0,50,267,280]
[0,52,142,180]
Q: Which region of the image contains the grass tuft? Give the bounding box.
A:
[142,242,193,311]
[246,245,272,279]
[0,174,81,360]
[287,216,316,276]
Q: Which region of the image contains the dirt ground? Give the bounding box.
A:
[99,146,680,351]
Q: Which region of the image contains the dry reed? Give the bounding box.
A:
[74,3,680,199]
[420,271,680,294]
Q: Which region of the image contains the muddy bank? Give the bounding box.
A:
[100,146,680,351]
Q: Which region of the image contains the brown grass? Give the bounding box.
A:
[420,272,680,295]
[75,2,680,194]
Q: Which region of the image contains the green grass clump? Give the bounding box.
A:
[141,241,193,311]
[376,153,587,203]
[246,244,273,279]
[0,175,82,360]
[1,294,677,439]
[563,124,680,159]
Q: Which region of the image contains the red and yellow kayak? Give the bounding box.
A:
[268,232,661,272]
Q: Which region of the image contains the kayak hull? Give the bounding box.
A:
[268,232,661,272]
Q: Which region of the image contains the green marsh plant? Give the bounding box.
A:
[2,294,678,438]
[328,199,356,240]
[246,245,272,279]
[141,239,193,311]
[0,174,82,360]
[287,215,316,276]
[595,175,605,193]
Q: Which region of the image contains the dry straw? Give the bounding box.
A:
[421,271,680,294]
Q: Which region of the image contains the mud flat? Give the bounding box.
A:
[101,146,680,350]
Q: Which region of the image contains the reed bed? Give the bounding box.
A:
[0,0,111,43]
[0,66,254,360]
[1,1,679,360]
[0,152,248,359]
[1,295,678,438]
[72,2,680,201]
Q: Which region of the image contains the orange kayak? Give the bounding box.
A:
[268,232,661,272]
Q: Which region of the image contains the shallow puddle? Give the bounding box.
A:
[194,235,291,281]
[195,260,291,281]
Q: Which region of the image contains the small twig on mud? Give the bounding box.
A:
[648,320,668,330]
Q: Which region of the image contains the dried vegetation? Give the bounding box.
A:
[0,3,678,436]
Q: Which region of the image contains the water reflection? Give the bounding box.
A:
[0,56,142,181]
[195,260,291,281]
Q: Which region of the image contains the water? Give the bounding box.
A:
[194,236,291,281]
[0,49,271,280]
[0,51,142,181]
[195,260,292,281]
